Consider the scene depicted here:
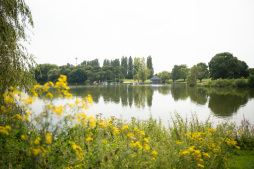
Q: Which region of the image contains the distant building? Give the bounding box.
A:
[150,75,161,84]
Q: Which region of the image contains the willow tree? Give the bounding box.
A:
[134,57,150,83]
[0,0,35,102]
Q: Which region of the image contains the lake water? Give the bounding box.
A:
[31,85,254,126]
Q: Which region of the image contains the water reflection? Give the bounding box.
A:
[47,85,254,118]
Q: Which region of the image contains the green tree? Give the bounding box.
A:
[196,62,209,82]
[0,0,35,100]
[208,52,249,79]
[147,55,154,78]
[187,65,203,86]
[134,57,150,83]
[121,56,128,78]
[111,59,120,67]
[35,64,59,84]
[157,71,171,83]
[47,68,60,83]
[81,59,100,67]
[103,59,111,66]
[68,68,87,83]
[127,56,133,79]
[59,65,71,76]
[171,64,187,81]
[180,67,190,81]
[102,66,114,81]
[249,68,254,75]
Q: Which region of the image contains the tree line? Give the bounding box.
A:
[34,56,154,84]
[157,52,251,85]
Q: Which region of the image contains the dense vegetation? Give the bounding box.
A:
[1,76,254,168]
[34,56,154,85]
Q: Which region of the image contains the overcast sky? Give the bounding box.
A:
[26,0,254,73]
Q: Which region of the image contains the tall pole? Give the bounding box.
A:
[75,57,78,66]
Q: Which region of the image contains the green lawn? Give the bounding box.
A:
[122,78,210,84]
[228,149,254,169]
[122,79,150,83]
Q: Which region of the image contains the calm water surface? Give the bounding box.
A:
[31,85,254,126]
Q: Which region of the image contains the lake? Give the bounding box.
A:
[31,84,254,126]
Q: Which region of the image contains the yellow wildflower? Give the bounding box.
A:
[102,140,107,144]
[152,151,158,157]
[0,126,11,135]
[202,152,210,158]
[21,135,29,140]
[181,150,189,155]
[113,127,120,134]
[1,106,7,113]
[46,93,53,99]
[72,142,82,151]
[144,144,150,152]
[46,133,52,144]
[140,131,145,136]
[5,125,11,132]
[49,81,54,86]
[46,104,53,110]
[143,137,149,143]
[12,114,23,121]
[176,141,182,144]
[127,133,134,138]
[68,103,74,108]
[99,122,107,129]
[33,84,41,89]
[121,125,129,131]
[87,116,96,127]
[53,106,64,116]
[134,128,139,132]
[34,137,41,144]
[198,164,204,168]
[86,136,93,142]
[4,96,15,104]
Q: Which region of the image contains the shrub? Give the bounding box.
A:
[212,78,231,87]
[248,75,254,88]
[233,78,248,87]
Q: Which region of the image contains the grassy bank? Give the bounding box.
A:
[1,75,254,168]
[228,149,254,169]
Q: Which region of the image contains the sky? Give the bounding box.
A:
[26,0,254,73]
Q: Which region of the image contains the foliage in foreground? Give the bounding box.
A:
[1,75,254,168]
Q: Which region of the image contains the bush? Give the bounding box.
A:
[213,78,231,87]
[248,75,254,88]
[233,78,248,87]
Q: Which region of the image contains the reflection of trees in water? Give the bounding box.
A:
[127,86,133,107]
[69,85,154,108]
[157,86,171,95]
[69,86,101,103]
[169,85,254,117]
[208,94,248,117]
[206,87,254,117]
[133,86,154,108]
[187,87,208,105]
[53,85,254,117]
[170,85,188,101]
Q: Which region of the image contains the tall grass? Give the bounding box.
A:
[1,75,253,168]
